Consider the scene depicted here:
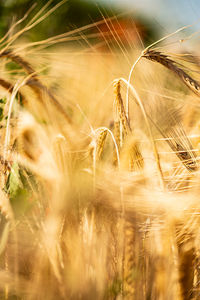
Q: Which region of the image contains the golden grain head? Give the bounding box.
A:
[0,4,200,300]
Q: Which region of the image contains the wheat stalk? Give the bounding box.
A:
[0,50,72,123]
[121,138,144,171]
[142,49,200,97]
[113,80,144,172]
[96,129,108,160]
[113,79,131,136]
[0,78,26,104]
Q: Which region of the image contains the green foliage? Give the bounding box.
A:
[6,163,30,218]
[0,0,115,41]
[104,277,122,298]
[6,61,24,76]
[0,0,157,44]
[0,98,6,104]
[0,98,6,123]
[0,107,4,122]
[7,162,23,198]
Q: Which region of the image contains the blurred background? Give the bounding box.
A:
[0,0,200,47]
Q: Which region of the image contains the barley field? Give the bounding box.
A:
[0,2,200,300]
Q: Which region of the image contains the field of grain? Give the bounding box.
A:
[0,3,200,300]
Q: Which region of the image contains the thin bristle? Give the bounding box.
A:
[147,105,198,172]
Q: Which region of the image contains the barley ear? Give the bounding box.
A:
[143,50,200,97]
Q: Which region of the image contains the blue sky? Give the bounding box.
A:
[87,0,200,32]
